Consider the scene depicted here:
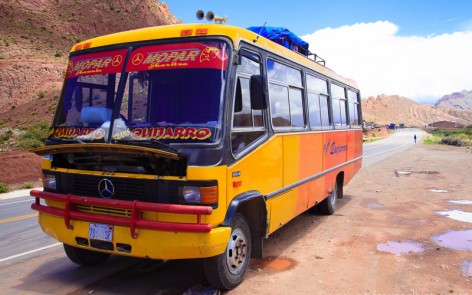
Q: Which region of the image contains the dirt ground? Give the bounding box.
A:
[229,143,472,295]
[0,151,42,190]
[1,143,472,294]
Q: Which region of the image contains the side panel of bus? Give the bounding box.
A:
[227,129,361,236]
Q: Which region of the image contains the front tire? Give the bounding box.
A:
[63,244,110,266]
[204,213,251,290]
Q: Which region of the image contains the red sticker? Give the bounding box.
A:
[126,43,228,72]
[66,49,128,79]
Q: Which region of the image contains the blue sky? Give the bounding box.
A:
[165,1,472,103]
[167,0,472,36]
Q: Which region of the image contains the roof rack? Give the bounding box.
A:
[308,52,326,66]
[247,26,326,66]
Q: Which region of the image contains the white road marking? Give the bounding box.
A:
[0,243,62,263]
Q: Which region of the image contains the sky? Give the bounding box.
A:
[165,0,472,104]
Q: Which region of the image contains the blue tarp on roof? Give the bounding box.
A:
[247,26,309,55]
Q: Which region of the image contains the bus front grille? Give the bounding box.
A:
[61,173,159,202]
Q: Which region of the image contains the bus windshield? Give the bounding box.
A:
[50,40,229,145]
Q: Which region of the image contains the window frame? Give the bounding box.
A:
[266,58,306,132]
[306,73,332,130]
[230,49,268,158]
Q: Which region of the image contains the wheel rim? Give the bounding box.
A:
[226,228,248,275]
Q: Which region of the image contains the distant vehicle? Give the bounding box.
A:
[399,123,405,128]
[389,123,396,129]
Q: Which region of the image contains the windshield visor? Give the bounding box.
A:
[50,41,229,144]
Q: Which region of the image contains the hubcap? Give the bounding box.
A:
[226,228,248,275]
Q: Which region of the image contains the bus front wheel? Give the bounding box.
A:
[204,213,251,290]
[63,244,110,266]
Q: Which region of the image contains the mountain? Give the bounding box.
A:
[0,0,180,126]
[362,94,472,127]
[435,90,472,110]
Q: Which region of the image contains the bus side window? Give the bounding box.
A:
[267,59,304,129]
[231,54,266,156]
[348,90,360,126]
[307,74,331,128]
[331,84,348,128]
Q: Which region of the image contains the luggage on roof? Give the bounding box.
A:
[247,26,310,56]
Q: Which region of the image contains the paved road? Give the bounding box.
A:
[363,128,423,167]
[0,129,424,294]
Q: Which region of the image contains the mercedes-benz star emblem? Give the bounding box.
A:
[98,179,115,199]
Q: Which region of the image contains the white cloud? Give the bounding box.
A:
[302,21,472,103]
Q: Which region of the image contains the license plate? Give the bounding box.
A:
[88,223,113,242]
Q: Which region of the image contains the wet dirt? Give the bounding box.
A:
[432,230,472,251]
[449,200,472,205]
[251,256,297,272]
[377,241,425,255]
[430,189,449,193]
[230,144,472,295]
[463,261,472,277]
[365,202,384,209]
[437,209,472,223]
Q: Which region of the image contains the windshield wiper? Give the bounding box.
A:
[114,139,180,155]
[46,137,86,144]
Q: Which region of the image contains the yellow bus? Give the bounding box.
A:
[31,20,362,290]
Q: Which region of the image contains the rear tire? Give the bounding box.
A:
[203,213,251,290]
[317,181,339,215]
[63,244,110,266]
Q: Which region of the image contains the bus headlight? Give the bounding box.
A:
[43,174,57,191]
[181,186,201,203]
[179,185,218,205]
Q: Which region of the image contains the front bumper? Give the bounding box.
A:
[31,190,231,259]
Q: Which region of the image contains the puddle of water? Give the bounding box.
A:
[377,241,425,255]
[396,170,413,176]
[436,209,472,223]
[462,261,472,277]
[253,256,297,272]
[366,202,384,209]
[432,230,472,251]
[252,256,297,271]
[448,200,472,205]
[430,189,449,193]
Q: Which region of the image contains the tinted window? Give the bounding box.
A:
[320,95,330,126]
[348,90,360,126]
[306,74,328,94]
[267,59,302,87]
[289,88,304,127]
[231,53,266,155]
[269,83,290,127]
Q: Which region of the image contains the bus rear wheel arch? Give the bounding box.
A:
[315,173,344,215]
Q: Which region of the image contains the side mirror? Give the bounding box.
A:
[250,75,268,110]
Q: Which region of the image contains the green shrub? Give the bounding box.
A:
[15,121,49,150]
[0,183,8,193]
[16,138,44,150]
[37,90,46,99]
[22,183,34,189]
[0,130,13,144]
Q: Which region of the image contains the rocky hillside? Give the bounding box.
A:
[435,90,472,110]
[362,94,472,127]
[0,0,180,126]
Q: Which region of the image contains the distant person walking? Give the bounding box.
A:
[414,134,417,143]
